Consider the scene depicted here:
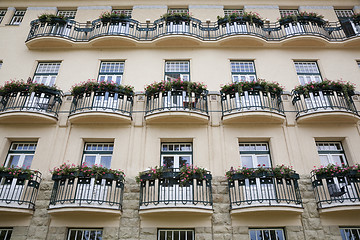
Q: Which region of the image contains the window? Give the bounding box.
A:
[0,10,6,24]
[231,61,256,82]
[57,10,76,19]
[5,142,37,169]
[0,228,12,240]
[33,62,61,86]
[279,9,298,17]
[98,61,124,84]
[294,61,322,85]
[340,227,360,240]
[239,143,271,168]
[165,61,190,81]
[82,143,113,168]
[67,229,103,240]
[10,10,26,25]
[224,9,243,16]
[168,8,188,14]
[249,228,286,240]
[335,10,360,37]
[161,143,192,169]
[158,229,194,240]
[316,142,348,166]
[112,9,132,17]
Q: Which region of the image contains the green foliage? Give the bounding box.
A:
[278,11,324,25]
[70,80,134,96]
[220,79,284,95]
[145,79,207,95]
[217,11,264,26]
[226,165,296,179]
[0,166,38,179]
[0,80,61,96]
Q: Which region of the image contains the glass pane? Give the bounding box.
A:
[7,155,20,167]
[5,230,12,240]
[180,231,186,240]
[276,230,285,240]
[163,156,174,168]
[331,155,346,165]
[76,230,83,240]
[241,156,254,168]
[179,156,191,167]
[83,230,90,240]
[187,231,193,240]
[257,156,270,168]
[249,230,257,240]
[100,156,112,168]
[68,230,77,240]
[263,230,270,240]
[84,156,96,167]
[174,231,179,239]
[159,231,165,240]
[162,145,168,151]
[22,155,33,169]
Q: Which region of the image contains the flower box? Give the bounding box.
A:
[52,174,68,180]
[50,17,67,25]
[140,174,155,181]
[279,18,294,26]
[161,171,176,179]
[102,173,115,180]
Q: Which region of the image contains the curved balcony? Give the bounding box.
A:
[145,90,209,124]
[0,171,41,214]
[292,90,359,123]
[0,90,62,123]
[228,172,303,215]
[25,18,360,49]
[69,90,133,124]
[139,169,213,215]
[221,90,285,123]
[311,172,360,213]
[48,174,124,215]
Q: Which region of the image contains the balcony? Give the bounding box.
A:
[0,171,41,214]
[311,172,360,213]
[145,90,209,123]
[228,172,303,214]
[26,17,360,49]
[292,89,359,123]
[0,89,62,123]
[139,169,213,215]
[69,90,133,124]
[48,174,124,215]
[221,90,285,123]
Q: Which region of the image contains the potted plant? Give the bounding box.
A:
[0,166,38,180]
[0,80,62,96]
[49,14,68,25]
[144,79,207,96]
[70,80,134,97]
[226,165,299,180]
[351,13,360,25]
[278,11,325,26]
[161,12,192,23]
[217,11,264,27]
[136,166,165,183]
[178,164,210,186]
[312,164,351,179]
[220,79,284,96]
[99,11,130,23]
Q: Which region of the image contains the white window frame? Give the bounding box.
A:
[316,142,348,166]
[33,62,61,87]
[112,9,132,17]
[161,143,192,169]
[67,229,103,240]
[82,143,114,168]
[0,228,12,240]
[335,10,360,35]
[57,10,76,19]
[231,61,256,83]
[165,61,190,82]
[4,142,37,169]
[10,10,26,25]
[224,9,243,16]
[168,8,188,14]
[340,227,360,240]
[158,229,195,240]
[249,228,286,240]
[98,61,124,85]
[239,143,271,168]
[294,61,322,85]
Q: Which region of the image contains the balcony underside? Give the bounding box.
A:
[0,111,58,124]
[296,111,360,124]
[318,204,360,214]
[145,111,209,124]
[222,111,285,124]
[0,206,34,215]
[68,111,132,124]
[139,206,213,216]
[48,206,121,216]
[230,205,303,215]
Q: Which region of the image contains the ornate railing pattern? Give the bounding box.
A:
[139,169,213,209]
[311,172,360,209]
[145,90,208,115]
[69,90,133,117]
[291,90,358,118]
[0,90,62,117]
[49,174,124,210]
[228,173,302,209]
[221,90,284,116]
[26,18,360,43]
[0,171,41,210]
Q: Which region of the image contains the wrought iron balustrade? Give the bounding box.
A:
[26,17,360,42]
[311,172,360,209]
[69,90,133,117]
[0,171,41,210]
[221,90,284,116]
[145,90,208,115]
[228,173,302,209]
[49,174,124,210]
[139,169,213,209]
[291,89,358,118]
[0,90,62,117]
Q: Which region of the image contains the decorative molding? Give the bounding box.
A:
[27,7,57,11]
[299,6,334,10]
[189,5,223,9]
[7,7,16,11]
[77,6,112,10]
[244,5,279,9]
[133,5,167,9]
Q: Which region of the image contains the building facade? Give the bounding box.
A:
[0,0,360,239]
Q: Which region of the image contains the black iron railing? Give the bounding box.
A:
[139,169,212,209]
[69,91,133,117]
[26,18,360,43]
[221,90,284,116]
[311,172,360,209]
[228,173,302,209]
[0,90,62,117]
[145,90,208,115]
[49,174,124,210]
[292,90,358,118]
[0,171,41,210]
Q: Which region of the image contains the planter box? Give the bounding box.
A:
[140,174,155,181]
[52,174,68,180]
[102,173,115,180]
[50,17,67,25]
[279,18,294,26]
